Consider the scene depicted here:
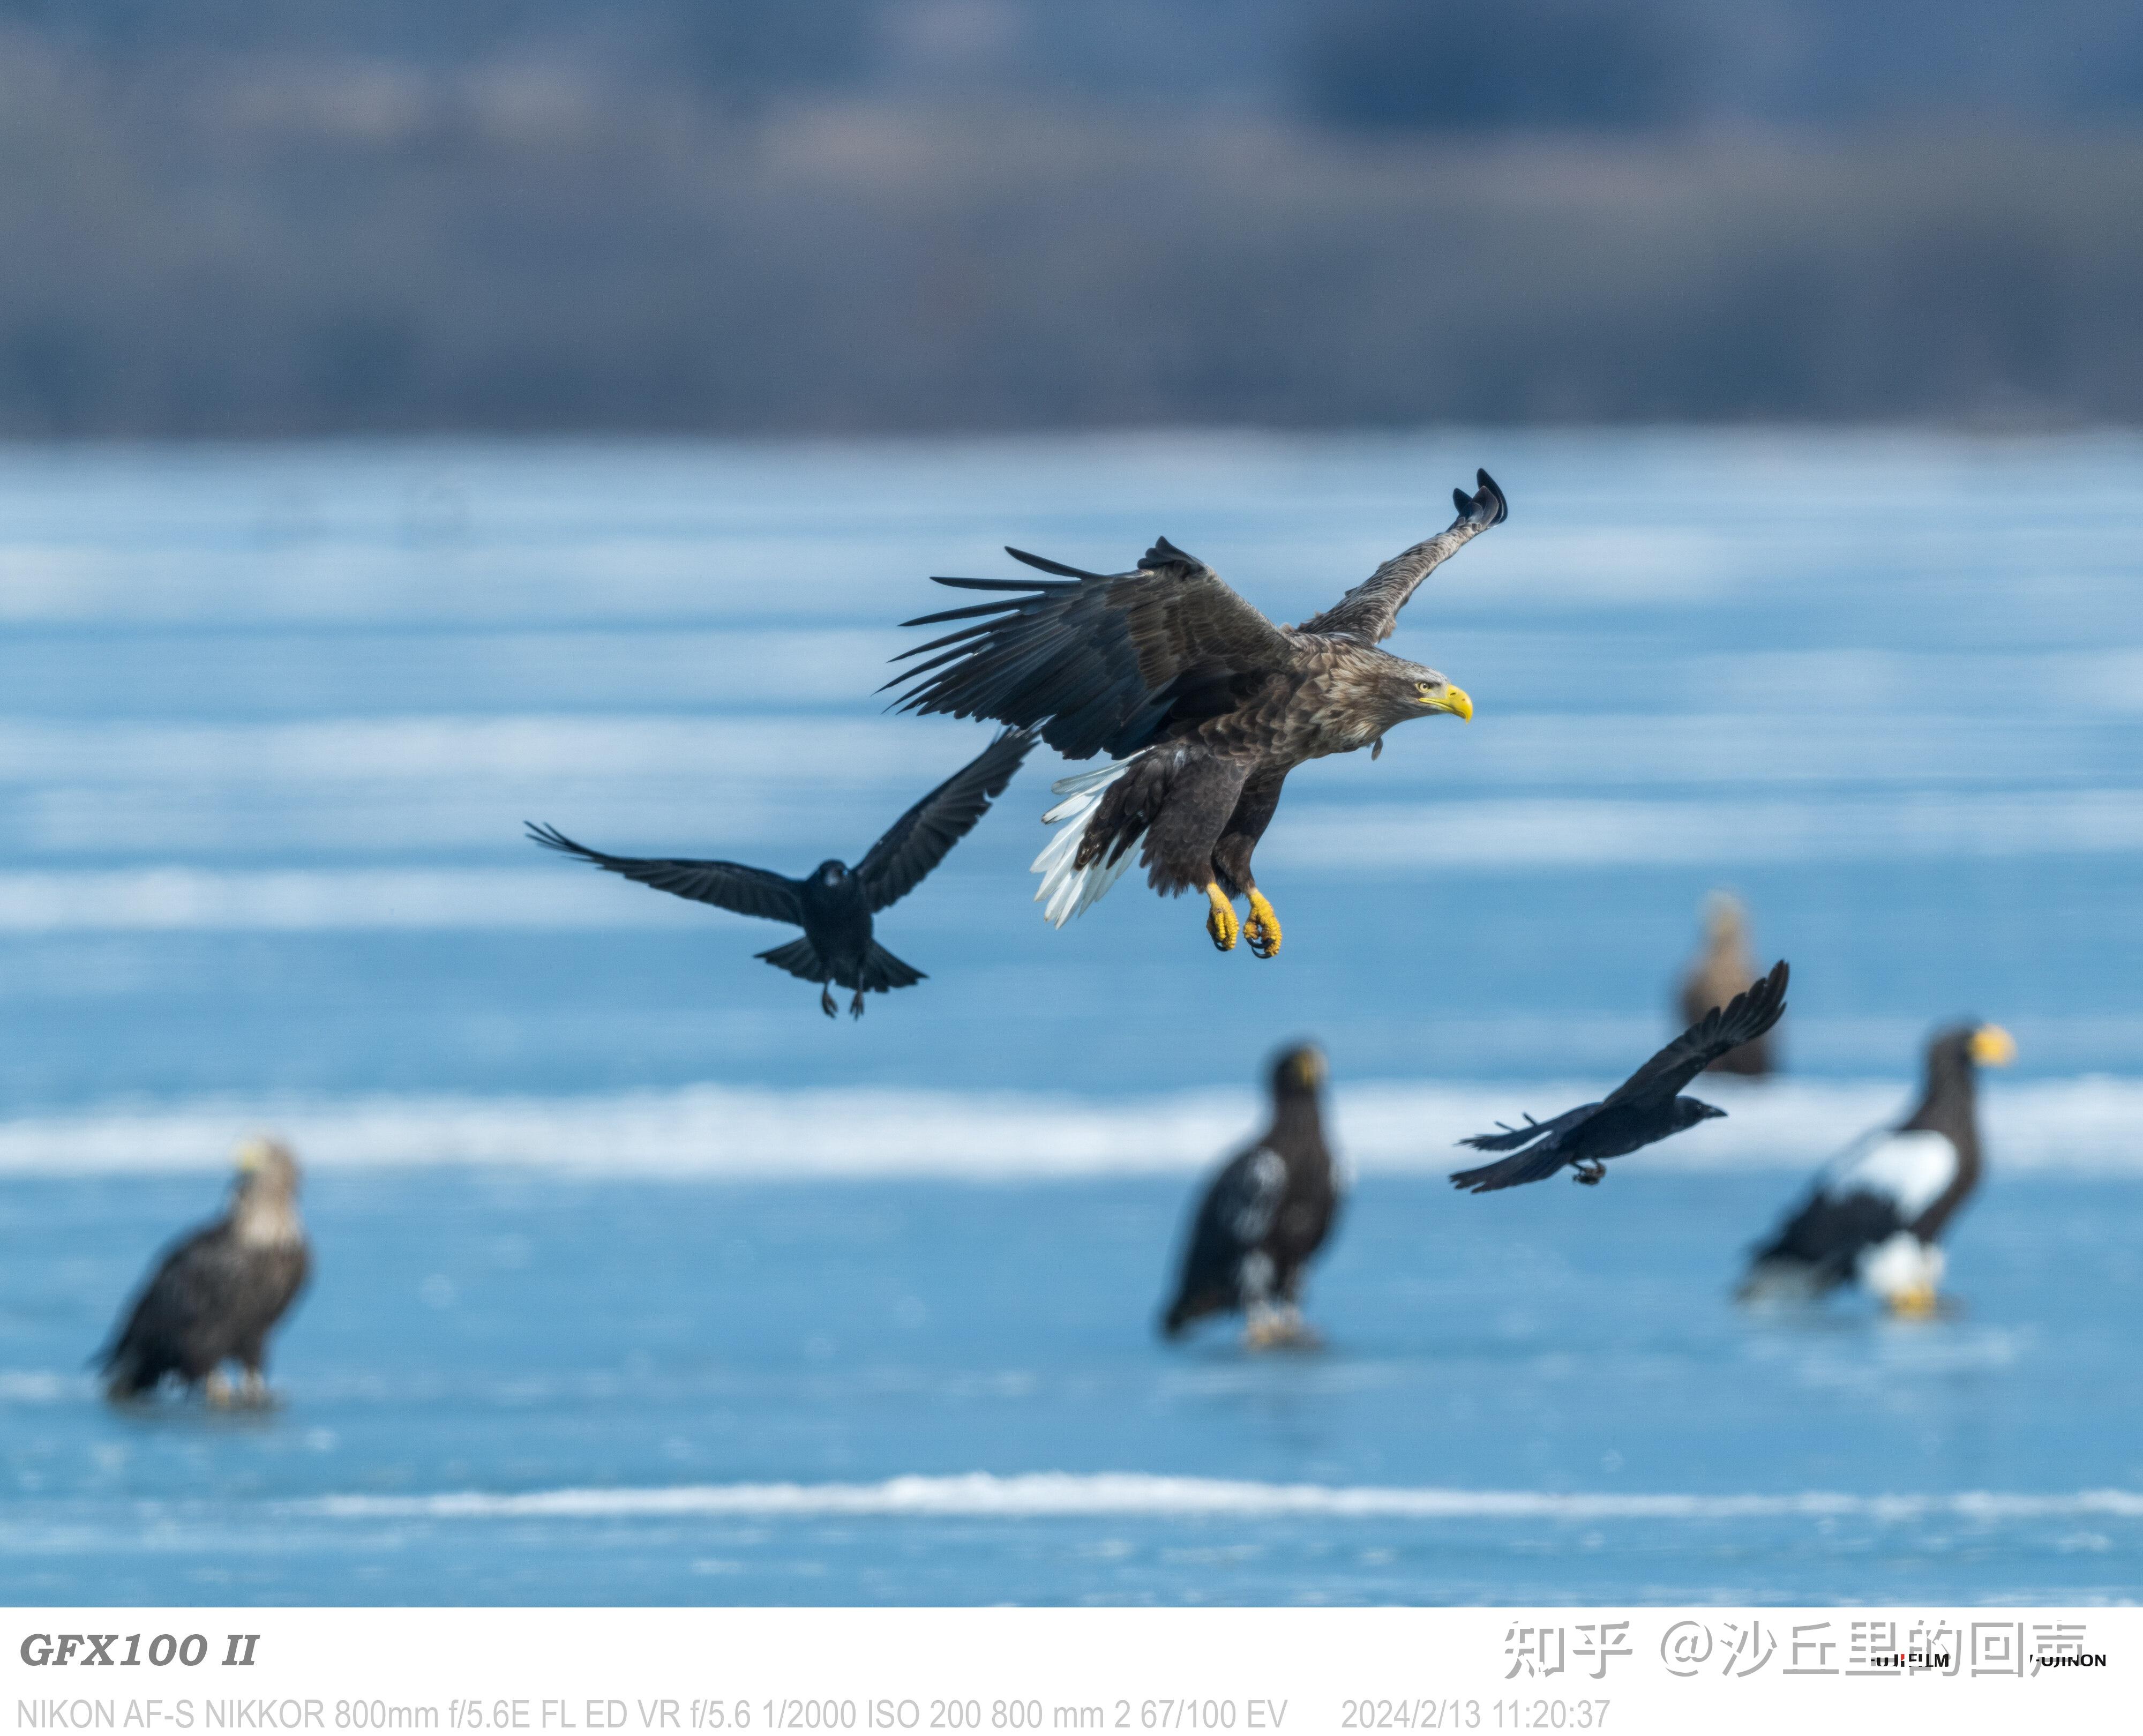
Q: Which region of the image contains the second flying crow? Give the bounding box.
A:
[1451,961,1790,1193]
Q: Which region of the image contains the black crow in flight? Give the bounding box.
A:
[1451,960,1789,1193]
[528,727,1035,1019]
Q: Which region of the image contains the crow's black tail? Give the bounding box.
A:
[756,936,825,982]
[858,940,925,993]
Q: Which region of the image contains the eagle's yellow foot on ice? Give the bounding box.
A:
[1204,882,1239,952]
[1887,1284,1940,1319]
[1244,891,1282,959]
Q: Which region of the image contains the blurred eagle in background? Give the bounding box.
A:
[96,1136,310,1405]
[1162,1044,1343,1347]
[1679,892,1777,1075]
[530,726,1035,1017]
[887,471,1504,956]
[1740,1022,2014,1314]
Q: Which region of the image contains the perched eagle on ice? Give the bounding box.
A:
[1679,892,1775,1076]
[1451,961,1790,1192]
[1739,1022,2014,1315]
[1162,1044,1343,1348]
[529,726,1034,1018]
[886,472,1503,956]
[96,1136,310,1405]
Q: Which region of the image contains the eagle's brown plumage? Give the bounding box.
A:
[887,471,1505,954]
[1679,892,1776,1076]
[96,1136,310,1406]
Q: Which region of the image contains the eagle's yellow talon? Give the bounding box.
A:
[1888,1284,1940,1319]
[1245,891,1282,959]
[1204,883,1239,952]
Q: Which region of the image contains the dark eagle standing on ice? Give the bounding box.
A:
[529,727,1035,1017]
[96,1136,311,1405]
[1162,1044,1343,1348]
[1450,961,1790,1193]
[885,472,1504,955]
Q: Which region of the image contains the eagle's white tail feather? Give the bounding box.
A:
[1033,760,1136,927]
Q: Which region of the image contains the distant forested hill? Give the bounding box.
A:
[2,0,2141,434]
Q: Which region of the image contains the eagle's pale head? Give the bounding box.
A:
[234,1135,300,1198]
[1377,659,1473,729]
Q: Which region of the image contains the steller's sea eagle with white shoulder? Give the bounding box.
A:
[1739,1022,2015,1316]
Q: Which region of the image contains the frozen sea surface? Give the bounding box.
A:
[4,1169,2142,1604]
[0,429,2139,1603]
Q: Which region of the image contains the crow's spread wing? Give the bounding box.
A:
[1603,959,1790,1110]
[1455,1101,1599,1154]
[525,824,804,925]
[1449,1134,1586,1194]
[1298,470,1507,643]
[886,537,1294,761]
[855,727,1036,913]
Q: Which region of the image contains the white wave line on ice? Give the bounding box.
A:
[4,1077,2143,1178]
[1269,791,2143,870]
[288,1471,2143,1524]
[0,869,713,932]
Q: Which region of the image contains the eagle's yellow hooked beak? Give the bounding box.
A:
[234,1133,286,1173]
[1969,1024,2017,1067]
[1426,684,1473,721]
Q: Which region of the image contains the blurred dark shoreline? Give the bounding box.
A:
[4,31,2141,438]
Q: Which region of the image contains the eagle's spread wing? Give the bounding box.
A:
[886,537,1293,761]
[854,726,1036,913]
[1603,959,1790,1110]
[525,824,804,925]
[1298,470,1507,643]
[98,1222,227,1372]
[1163,1144,1288,1333]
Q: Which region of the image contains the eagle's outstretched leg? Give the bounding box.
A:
[239,1366,272,1407]
[849,987,866,1020]
[1203,882,1239,952]
[1573,1160,1607,1186]
[205,1370,235,1407]
[819,983,838,1019]
[1245,1302,1321,1350]
[1213,768,1286,959]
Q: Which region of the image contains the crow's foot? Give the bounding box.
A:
[849,989,866,1020]
[1244,890,1283,959]
[1203,882,1239,952]
[1573,1161,1606,1186]
[820,984,838,1019]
